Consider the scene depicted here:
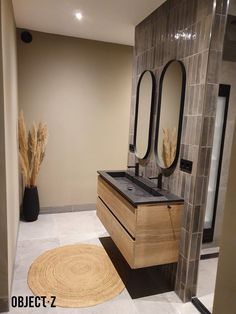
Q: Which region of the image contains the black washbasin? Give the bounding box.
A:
[106,171,128,178]
[98,170,184,205]
[106,171,162,197]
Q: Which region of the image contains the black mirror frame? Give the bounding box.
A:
[154,60,186,176]
[133,70,156,161]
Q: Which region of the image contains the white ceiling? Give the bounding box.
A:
[12,0,165,46]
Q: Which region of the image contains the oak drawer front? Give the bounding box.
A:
[96,197,135,268]
[97,176,136,237]
[136,204,183,240]
[134,240,179,268]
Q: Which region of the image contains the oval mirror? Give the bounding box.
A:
[155,60,186,175]
[134,70,155,160]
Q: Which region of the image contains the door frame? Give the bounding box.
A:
[203,84,231,243]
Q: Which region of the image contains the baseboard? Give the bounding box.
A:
[0,298,9,313]
[40,203,96,215]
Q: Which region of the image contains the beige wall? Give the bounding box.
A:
[213,118,236,314]
[0,2,8,309]
[17,30,133,207]
[0,0,19,311]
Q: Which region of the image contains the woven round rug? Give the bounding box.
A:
[28,244,125,307]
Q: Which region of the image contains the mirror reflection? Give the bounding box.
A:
[156,60,185,171]
[134,70,155,160]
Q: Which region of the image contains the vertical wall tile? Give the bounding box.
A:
[204,147,212,176]
[201,176,208,205]
[207,49,223,84]
[195,176,204,206]
[184,204,192,233]
[184,174,191,203]
[199,147,207,176]
[195,116,202,145]
[132,0,227,303]
[207,117,215,146]
[201,117,209,146]
[189,176,196,206]
[215,0,228,15]
[181,173,186,198]
[197,85,205,114]
[190,233,198,260]
[200,50,208,83]
[211,14,227,51]
[193,206,201,232]
[204,83,218,116]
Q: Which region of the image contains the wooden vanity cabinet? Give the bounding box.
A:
[96,176,183,269]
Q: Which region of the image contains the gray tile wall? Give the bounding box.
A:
[128,0,229,302]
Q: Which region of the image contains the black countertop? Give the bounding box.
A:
[98,170,184,207]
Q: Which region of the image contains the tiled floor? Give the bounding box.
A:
[7,211,203,314]
[197,257,218,312]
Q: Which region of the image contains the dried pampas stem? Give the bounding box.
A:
[18,111,30,186]
[19,153,28,185]
[29,122,38,171]
[18,110,48,188]
[170,128,177,164]
[162,128,171,168]
[162,127,177,168]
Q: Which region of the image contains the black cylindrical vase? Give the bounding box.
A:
[22,186,40,222]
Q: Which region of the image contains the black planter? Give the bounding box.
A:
[22,186,40,222]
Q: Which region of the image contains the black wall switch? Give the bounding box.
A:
[180,159,193,174]
[129,144,135,152]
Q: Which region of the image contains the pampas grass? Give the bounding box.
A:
[170,128,177,165]
[19,111,30,184]
[162,128,171,168]
[162,127,177,168]
[18,111,48,187]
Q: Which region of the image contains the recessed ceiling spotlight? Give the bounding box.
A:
[75,12,83,20]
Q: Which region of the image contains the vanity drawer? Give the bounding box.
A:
[134,239,180,268]
[97,175,183,268]
[97,176,136,237]
[96,197,135,268]
[136,204,183,240]
[133,204,183,267]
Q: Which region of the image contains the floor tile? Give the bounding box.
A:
[53,211,106,237]
[58,231,108,246]
[18,215,57,241]
[197,258,218,296]
[14,238,60,281]
[8,211,205,314]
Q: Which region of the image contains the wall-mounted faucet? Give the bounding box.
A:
[148,173,162,189]
[127,162,139,176]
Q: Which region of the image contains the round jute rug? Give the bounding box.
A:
[28,243,125,308]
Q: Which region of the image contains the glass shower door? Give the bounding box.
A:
[203,84,230,242]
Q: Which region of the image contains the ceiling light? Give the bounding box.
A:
[75,12,83,20]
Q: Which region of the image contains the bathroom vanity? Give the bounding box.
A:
[96,61,185,269]
[96,170,183,269]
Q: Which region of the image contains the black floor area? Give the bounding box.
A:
[99,236,177,299]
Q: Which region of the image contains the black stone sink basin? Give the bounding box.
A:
[106,171,162,197]
[98,170,183,206]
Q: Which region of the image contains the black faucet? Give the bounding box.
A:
[127,162,139,176]
[148,173,162,189]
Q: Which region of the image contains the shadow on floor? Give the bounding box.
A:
[99,237,177,299]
